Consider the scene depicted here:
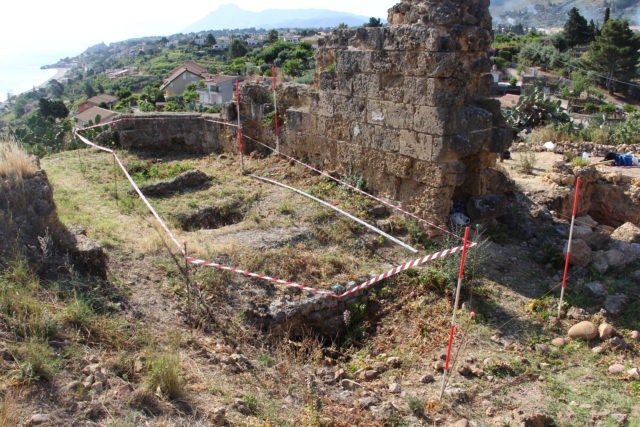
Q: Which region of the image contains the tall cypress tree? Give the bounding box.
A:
[586,19,640,94]
[564,7,593,47]
[604,7,610,23]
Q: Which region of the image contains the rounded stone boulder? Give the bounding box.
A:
[564,239,592,267]
[598,323,615,340]
[567,321,598,340]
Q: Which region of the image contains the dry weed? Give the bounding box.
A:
[0,142,36,180]
[0,389,20,427]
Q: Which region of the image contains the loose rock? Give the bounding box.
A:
[608,364,625,374]
[564,239,592,266]
[599,323,615,340]
[29,414,50,425]
[389,383,402,394]
[420,374,435,384]
[567,321,598,340]
[611,222,640,243]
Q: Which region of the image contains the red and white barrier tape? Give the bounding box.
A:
[242,134,464,242]
[187,242,474,298]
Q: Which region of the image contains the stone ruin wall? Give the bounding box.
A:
[239,0,512,226]
[110,0,513,228]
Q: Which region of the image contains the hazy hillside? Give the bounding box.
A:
[185,4,371,32]
[490,0,640,27]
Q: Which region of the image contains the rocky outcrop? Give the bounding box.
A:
[0,168,107,278]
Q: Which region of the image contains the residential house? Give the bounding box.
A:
[300,36,320,49]
[76,94,119,114]
[196,75,243,106]
[161,63,211,97]
[73,106,119,126]
[282,34,300,44]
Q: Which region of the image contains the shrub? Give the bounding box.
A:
[622,104,637,113]
[570,156,590,167]
[62,299,96,330]
[17,339,58,381]
[599,104,616,114]
[517,152,537,174]
[583,103,597,113]
[147,353,183,399]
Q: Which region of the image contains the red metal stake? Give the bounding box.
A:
[440,226,470,399]
[558,177,582,318]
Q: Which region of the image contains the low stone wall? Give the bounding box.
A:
[513,141,640,156]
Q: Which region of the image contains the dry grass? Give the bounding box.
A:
[0,389,20,427]
[0,142,36,180]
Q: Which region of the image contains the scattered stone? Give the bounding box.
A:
[551,337,568,347]
[334,368,346,381]
[568,321,598,340]
[449,419,469,427]
[358,396,380,409]
[608,364,625,374]
[471,367,486,377]
[564,239,592,266]
[485,407,496,417]
[576,215,598,229]
[535,344,551,354]
[387,356,401,368]
[233,399,253,416]
[585,281,607,298]
[599,323,615,340]
[592,251,609,273]
[631,331,640,340]
[606,336,627,352]
[372,362,389,373]
[420,374,435,384]
[605,249,627,268]
[65,381,84,392]
[583,232,611,251]
[611,413,628,425]
[115,384,134,398]
[389,383,402,394]
[91,382,104,393]
[457,365,472,376]
[340,379,362,390]
[445,387,468,403]
[211,407,226,424]
[592,346,605,354]
[611,222,640,243]
[628,368,640,380]
[82,363,101,375]
[359,370,379,381]
[336,391,353,401]
[567,307,588,320]
[433,360,445,372]
[29,414,50,425]
[604,294,629,315]
[516,409,555,427]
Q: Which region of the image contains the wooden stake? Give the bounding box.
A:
[184,241,192,320]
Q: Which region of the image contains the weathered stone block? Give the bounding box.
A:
[367,99,414,129]
[413,106,461,135]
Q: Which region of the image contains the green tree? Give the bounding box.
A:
[47,79,65,98]
[205,33,216,46]
[83,81,96,98]
[283,58,304,77]
[364,17,383,27]
[586,19,640,94]
[604,7,610,24]
[564,7,593,47]
[228,39,248,59]
[267,29,279,44]
[337,23,348,29]
[38,98,69,120]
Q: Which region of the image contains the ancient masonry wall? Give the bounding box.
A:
[110,0,512,228]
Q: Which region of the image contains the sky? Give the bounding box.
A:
[0,0,392,57]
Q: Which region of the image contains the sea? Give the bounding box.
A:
[0,49,80,102]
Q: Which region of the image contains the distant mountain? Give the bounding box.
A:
[184,4,373,32]
[490,0,640,28]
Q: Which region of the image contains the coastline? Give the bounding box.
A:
[36,67,70,90]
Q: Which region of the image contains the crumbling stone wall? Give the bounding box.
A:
[0,170,107,278]
[108,0,512,228]
[243,0,512,227]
